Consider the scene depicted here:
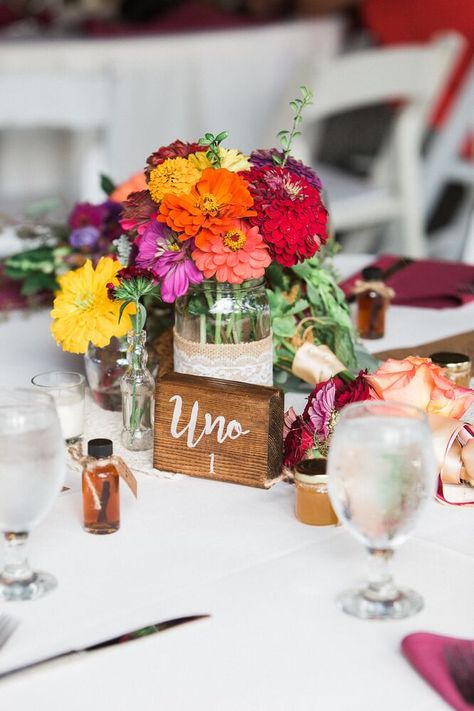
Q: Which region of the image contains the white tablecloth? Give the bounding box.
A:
[0,255,473,710]
[0,18,342,202]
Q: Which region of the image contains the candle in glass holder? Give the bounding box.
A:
[294,459,338,526]
[31,371,85,444]
[429,352,472,388]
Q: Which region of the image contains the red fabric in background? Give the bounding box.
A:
[361,0,474,129]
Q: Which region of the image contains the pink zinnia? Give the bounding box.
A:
[191,219,271,284]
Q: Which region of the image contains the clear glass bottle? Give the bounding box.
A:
[174,278,273,385]
[120,330,155,451]
[82,439,120,535]
[356,267,388,340]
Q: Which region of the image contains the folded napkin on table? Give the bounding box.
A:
[340,255,474,309]
[402,632,474,711]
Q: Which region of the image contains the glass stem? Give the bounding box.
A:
[365,548,398,602]
[2,531,34,583]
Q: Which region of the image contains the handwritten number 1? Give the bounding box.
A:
[209,453,215,475]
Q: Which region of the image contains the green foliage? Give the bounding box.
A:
[198,130,229,168]
[274,86,314,167]
[267,242,360,376]
[100,174,116,196]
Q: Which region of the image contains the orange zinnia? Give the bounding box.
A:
[158,167,256,248]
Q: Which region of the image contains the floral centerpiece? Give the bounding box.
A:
[119,87,333,386]
[284,356,474,503]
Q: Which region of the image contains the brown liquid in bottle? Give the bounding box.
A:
[82,438,120,534]
[356,266,387,339]
[357,289,386,339]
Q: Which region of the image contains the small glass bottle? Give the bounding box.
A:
[294,460,338,526]
[356,267,388,340]
[429,352,472,388]
[121,329,155,451]
[82,438,120,534]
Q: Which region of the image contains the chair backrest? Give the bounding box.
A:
[302,33,462,121]
[290,33,463,166]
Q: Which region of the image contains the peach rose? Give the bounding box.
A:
[365,356,474,420]
[109,171,147,203]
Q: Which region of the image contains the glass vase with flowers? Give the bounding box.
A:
[119,87,331,386]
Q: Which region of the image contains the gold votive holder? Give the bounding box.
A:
[429,352,472,388]
[294,459,338,526]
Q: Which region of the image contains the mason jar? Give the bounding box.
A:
[174,278,273,386]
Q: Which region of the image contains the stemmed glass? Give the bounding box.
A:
[327,400,436,620]
[0,389,66,601]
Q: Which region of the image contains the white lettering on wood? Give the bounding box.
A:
[169,395,250,449]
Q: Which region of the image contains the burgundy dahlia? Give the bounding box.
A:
[246,166,328,267]
[250,149,322,191]
[121,190,157,232]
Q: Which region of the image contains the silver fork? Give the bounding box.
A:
[443,641,474,705]
[0,614,19,652]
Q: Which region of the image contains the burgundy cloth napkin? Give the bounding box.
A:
[402,632,474,710]
[340,255,474,309]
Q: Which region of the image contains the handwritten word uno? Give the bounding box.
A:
[169,395,250,449]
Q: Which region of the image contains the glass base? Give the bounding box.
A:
[0,571,58,601]
[121,429,153,451]
[337,586,424,620]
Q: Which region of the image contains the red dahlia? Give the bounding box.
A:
[145,140,208,178]
[246,166,328,267]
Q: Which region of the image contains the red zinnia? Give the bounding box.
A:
[246,166,329,267]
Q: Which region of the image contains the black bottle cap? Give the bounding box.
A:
[295,459,327,476]
[87,438,113,459]
[361,266,383,281]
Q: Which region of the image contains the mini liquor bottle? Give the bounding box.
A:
[82,438,120,534]
[356,267,391,339]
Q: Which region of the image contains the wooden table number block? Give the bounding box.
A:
[153,373,284,488]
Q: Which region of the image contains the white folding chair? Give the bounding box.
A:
[287,33,463,257]
[0,69,117,202]
[423,60,474,217]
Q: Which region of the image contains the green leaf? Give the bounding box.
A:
[289,101,299,111]
[100,174,116,196]
[277,130,289,138]
[205,133,214,141]
[272,154,283,165]
[118,300,130,324]
[215,131,229,142]
[288,298,309,316]
[272,316,297,338]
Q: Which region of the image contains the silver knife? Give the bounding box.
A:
[0,614,210,681]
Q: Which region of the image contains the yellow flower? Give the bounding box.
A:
[219,148,251,172]
[148,157,201,203]
[50,257,135,354]
[188,149,251,173]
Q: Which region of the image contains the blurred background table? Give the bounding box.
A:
[0,17,343,203]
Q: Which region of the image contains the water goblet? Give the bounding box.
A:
[31,371,85,444]
[0,389,66,601]
[327,400,436,620]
